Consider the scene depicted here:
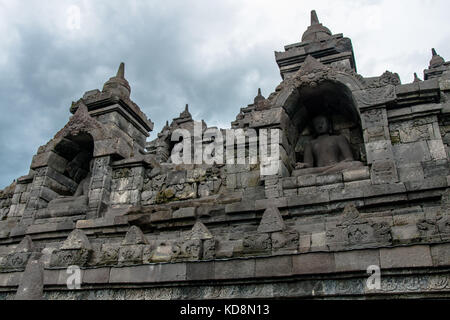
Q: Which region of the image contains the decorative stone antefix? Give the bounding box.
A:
[326,204,392,251]
[257,206,299,255]
[180,221,215,260]
[257,206,286,233]
[0,236,37,271]
[50,229,93,267]
[118,225,148,266]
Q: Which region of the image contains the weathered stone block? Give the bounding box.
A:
[49,248,91,267]
[366,140,393,164]
[297,186,317,196]
[427,140,447,160]
[316,173,342,186]
[391,225,421,244]
[343,167,370,182]
[150,210,172,222]
[329,186,364,201]
[186,261,214,281]
[225,200,255,214]
[370,160,399,185]
[82,267,111,284]
[292,253,335,275]
[243,233,271,255]
[98,244,120,265]
[404,177,447,191]
[297,174,317,188]
[215,259,255,280]
[379,245,432,269]
[334,250,380,272]
[298,234,311,253]
[271,230,298,253]
[172,207,196,219]
[287,191,330,207]
[363,183,406,198]
[255,256,292,277]
[397,164,425,182]
[118,245,143,265]
[430,243,450,266]
[109,265,151,283]
[310,232,327,250]
[422,160,449,178]
[151,243,178,262]
[282,177,298,189]
[393,141,432,165]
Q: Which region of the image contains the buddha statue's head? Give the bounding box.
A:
[312,115,330,135]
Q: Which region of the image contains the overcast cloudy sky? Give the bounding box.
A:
[0,0,449,189]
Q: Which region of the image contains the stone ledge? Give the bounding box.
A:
[1,244,446,289]
[109,263,186,284]
[76,216,129,229]
[380,245,433,269]
[0,271,22,287]
[26,221,75,235]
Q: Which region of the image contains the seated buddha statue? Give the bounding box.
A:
[295,115,363,175]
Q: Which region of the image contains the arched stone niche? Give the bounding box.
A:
[289,80,365,167]
[52,133,94,195]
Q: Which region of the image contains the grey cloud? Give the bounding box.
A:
[0,0,449,188]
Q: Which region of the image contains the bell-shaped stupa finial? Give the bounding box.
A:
[102,62,131,98]
[254,88,265,104]
[302,10,332,42]
[413,72,422,83]
[430,48,445,69]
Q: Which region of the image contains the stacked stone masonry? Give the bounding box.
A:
[1,10,450,299]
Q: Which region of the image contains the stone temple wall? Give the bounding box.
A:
[1,11,450,300]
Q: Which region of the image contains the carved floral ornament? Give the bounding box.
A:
[36,102,111,156]
[264,55,398,111]
[54,102,106,141]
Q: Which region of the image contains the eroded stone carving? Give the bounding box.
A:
[295,115,363,175]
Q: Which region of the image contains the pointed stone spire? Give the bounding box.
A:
[179,104,192,119]
[253,88,265,104]
[430,48,445,68]
[302,10,332,42]
[102,62,131,98]
[258,206,286,233]
[413,72,422,83]
[116,62,125,79]
[311,10,320,25]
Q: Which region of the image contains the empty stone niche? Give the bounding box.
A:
[52,133,94,194]
[35,133,94,219]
